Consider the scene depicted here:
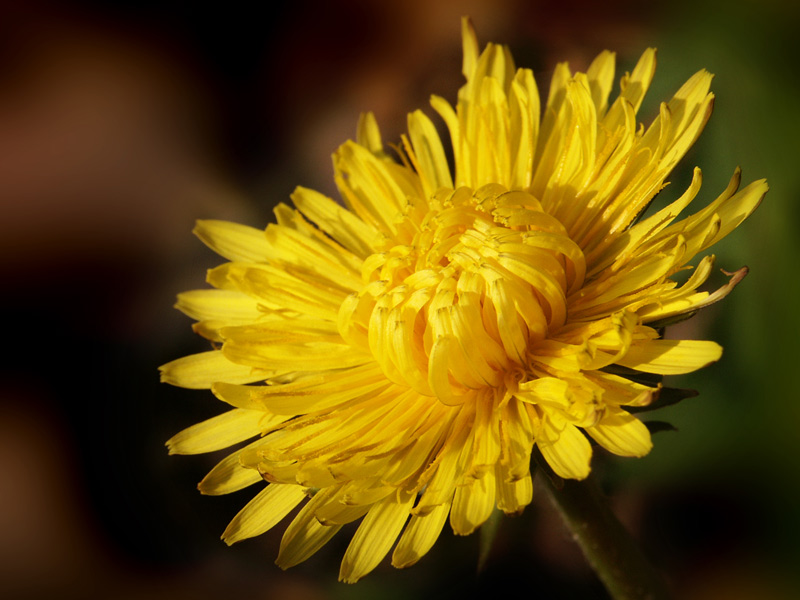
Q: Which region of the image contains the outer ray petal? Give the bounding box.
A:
[586,409,653,457]
[356,111,385,155]
[538,421,592,480]
[290,186,383,259]
[231,364,390,415]
[339,491,416,583]
[277,489,343,569]
[460,16,479,79]
[450,469,497,535]
[334,141,409,236]
[160,350,269,389]
[391,502,451,569]
[495,466,533,514]
[508,68,540,189]
[407,109,454,196]
[194,220,273,263]
[618,339,722,374]
[586,50,615,117]
[198,440,265,495]
[166,408,263,455]
[668,179,768,262]
[223,484,307,544]
[176,289,262,323]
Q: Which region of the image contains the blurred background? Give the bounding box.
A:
[1,1,798,598]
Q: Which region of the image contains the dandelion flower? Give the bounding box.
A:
[161,18,766,582]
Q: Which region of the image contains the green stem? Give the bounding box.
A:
[541,470,671,600]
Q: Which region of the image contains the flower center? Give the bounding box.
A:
[338,185,586,404]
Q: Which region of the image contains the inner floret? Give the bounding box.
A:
[338,185,587,404]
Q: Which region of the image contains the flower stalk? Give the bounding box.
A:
[541,469,671,600]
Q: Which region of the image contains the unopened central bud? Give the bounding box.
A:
[339,185,586,405]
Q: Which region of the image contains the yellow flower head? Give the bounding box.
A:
[161,18,766,582]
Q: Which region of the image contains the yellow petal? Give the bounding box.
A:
[591,167,703,278]
[222,328,371,371]
[334,141,407,236]
[460,16,479,80]
[198,442,264,495]
[586,409,653,457]
[391,501,450,569]
[314,500,372,528]
[537,61,572,161]
[414,414,472,514]
[470,394,501,473]
[508,68,540,189]
[291,186,382,259]
[680,179,768,262]
[193,219,273,263]
[233,364,388,415]
[517,377,570,408]
[263,217,364,290]
[499,398,535,481]
[638,262,748,324]
[339,491,415,583]
[427,335,458,403]
[608,47,656,122]
[166,408,263,455]
[159,350,267,389]
[450,469,496,535]
[407,109,453,196]
[495,466,533,514]
[356,111,384,155]
[538,421,592,480]
[277,488,342,569]
[576,253,675,311]
[222,484,307,545]
[586,50,615,117]
[618,339,722,374]
[175,289,262,323]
